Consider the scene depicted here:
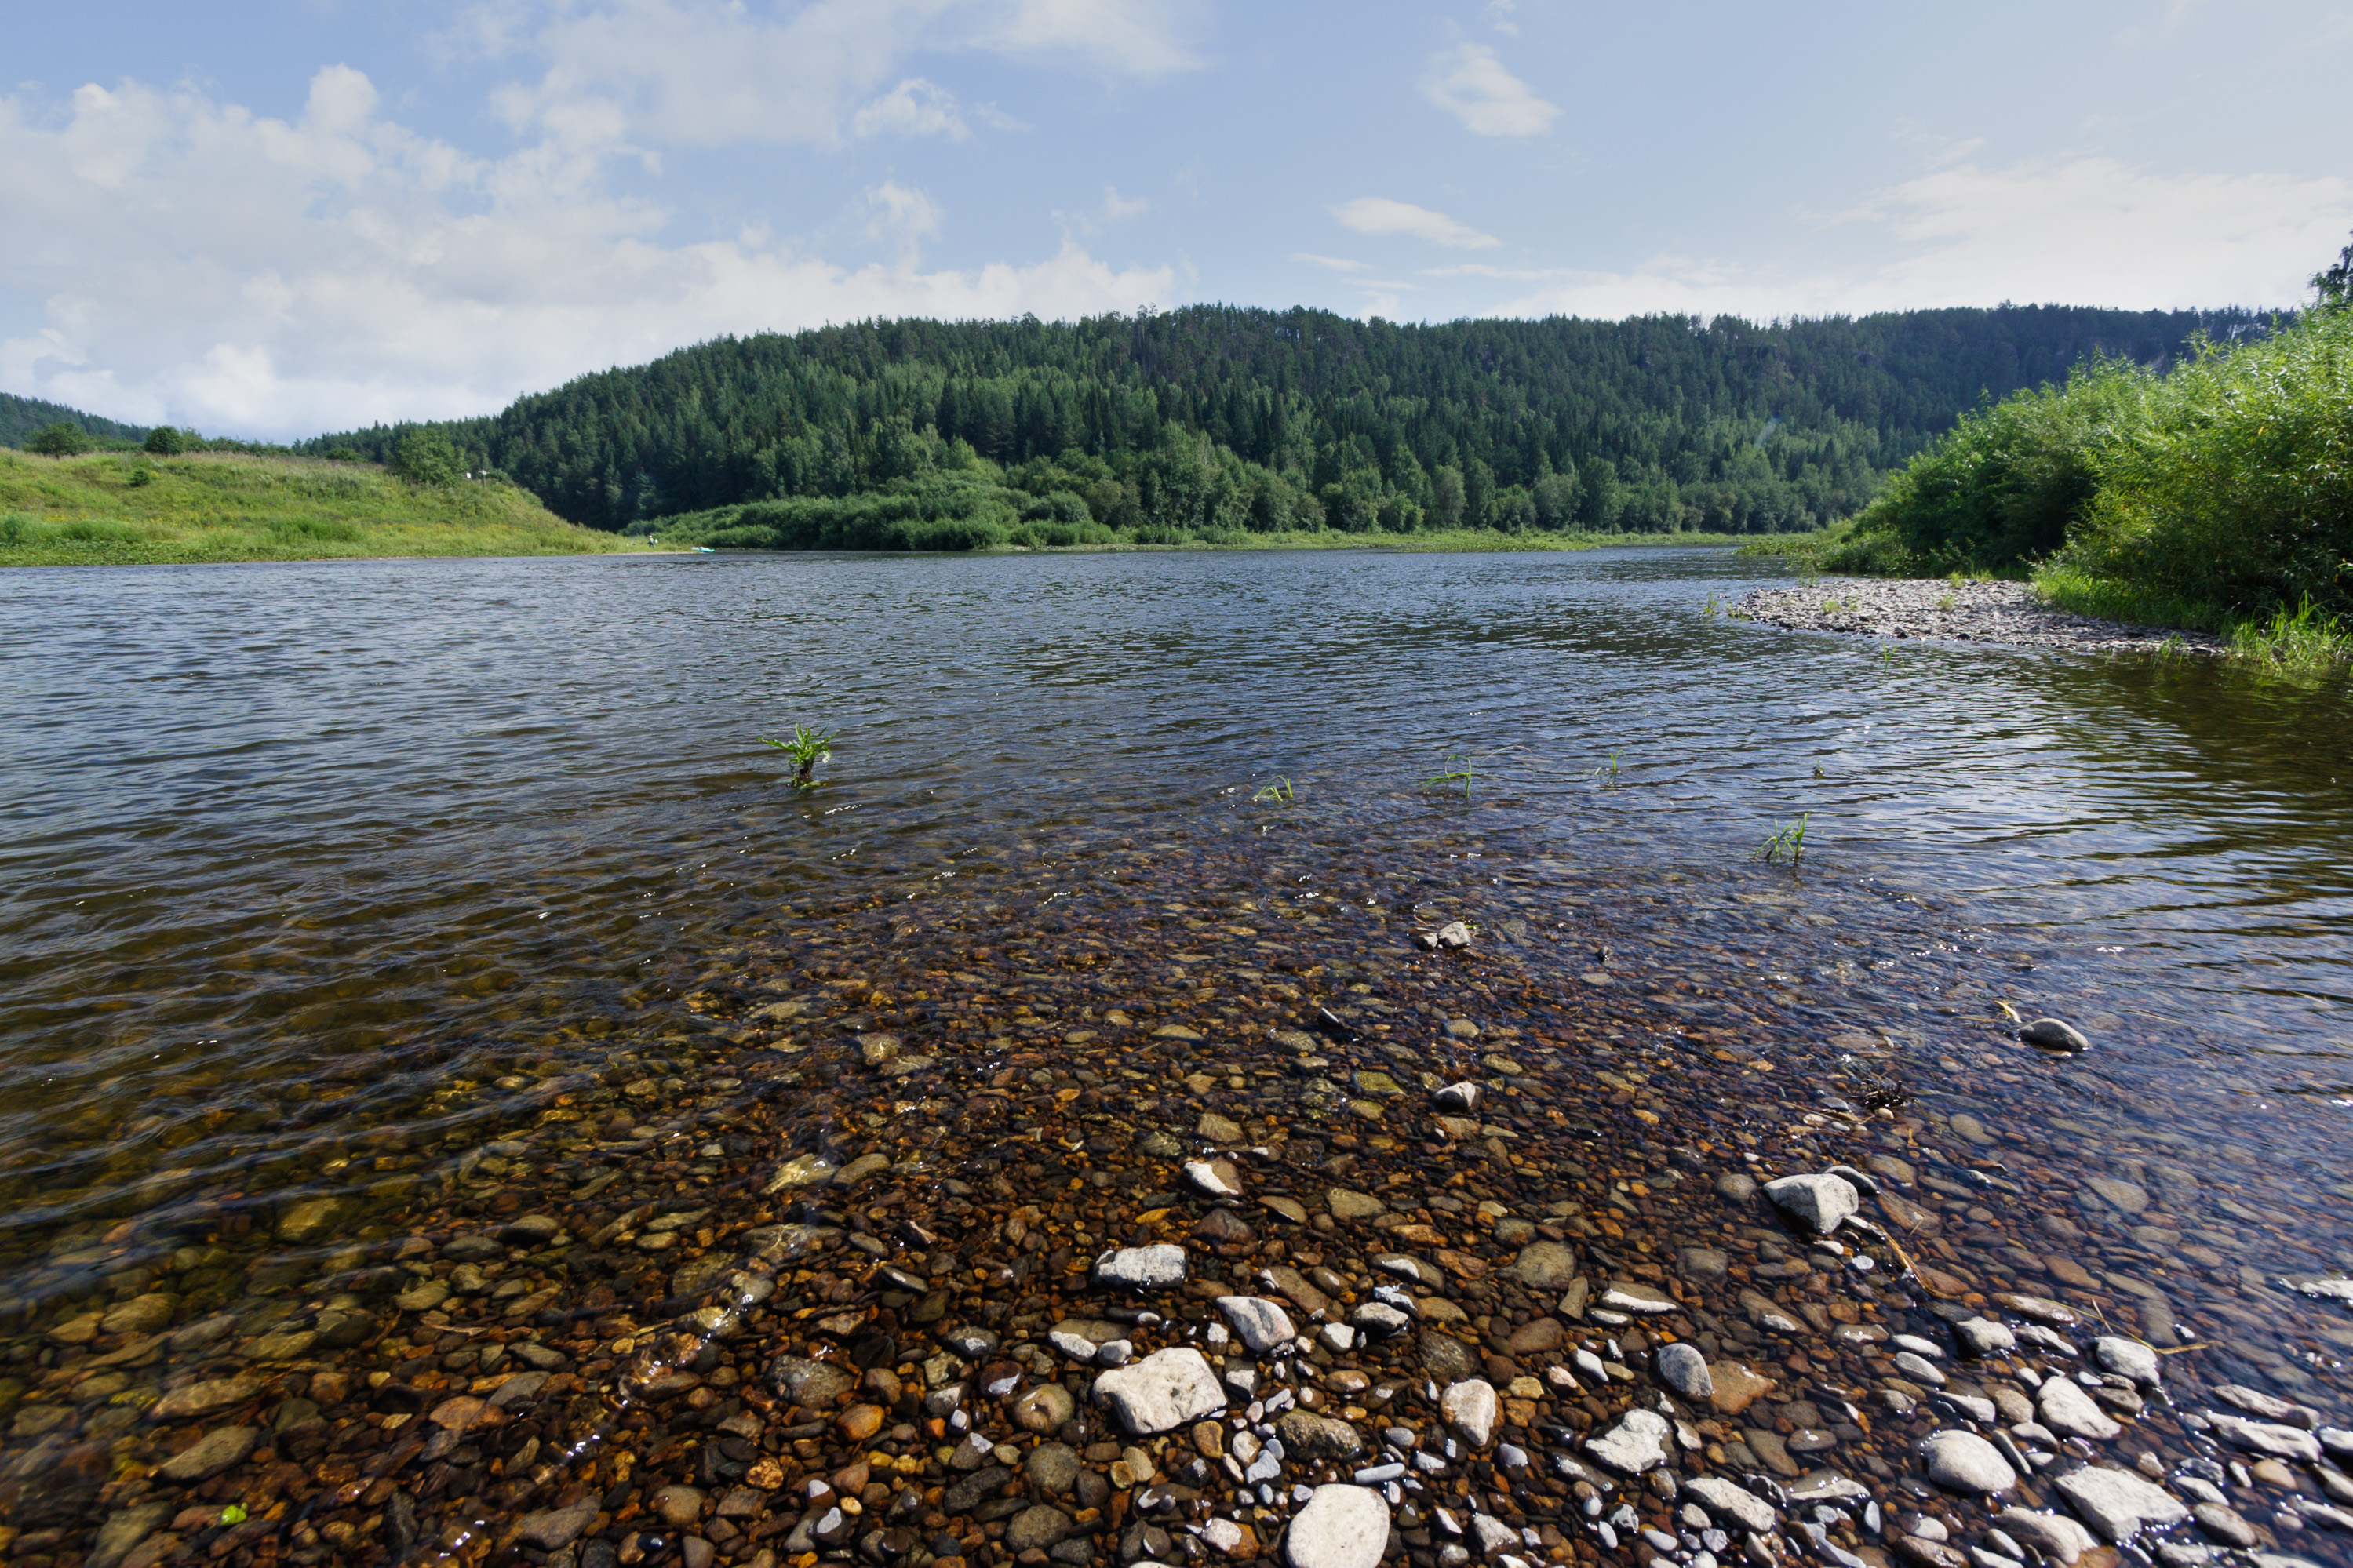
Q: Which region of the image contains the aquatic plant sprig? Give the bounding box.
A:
[1593,750,1623,789]
[759,722,836,788]
[1424,752,1479,799]
[1251,777,1296,803]
[1755,813,1811,866]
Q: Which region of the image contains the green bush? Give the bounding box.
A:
[1826,360,2151,574]
[2056,307,2353,619]
[389,427,464,487]
[143,427,189,456]
[26,422,93,457]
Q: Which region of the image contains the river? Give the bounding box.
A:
[2,548,2348,1567]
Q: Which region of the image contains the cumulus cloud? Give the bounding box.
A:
[1853,156,2353,309]
[1419,44,1557,137]
[482,0,1197,149]
[1479,158,2352,320]
[1331,196,1499,249]
[852,78,968,140]
[0,69,1175,438]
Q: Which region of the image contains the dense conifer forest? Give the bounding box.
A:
[300,304,2269,548]
[0,393,145,451]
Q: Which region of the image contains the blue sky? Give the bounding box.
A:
[5,0,2350,439]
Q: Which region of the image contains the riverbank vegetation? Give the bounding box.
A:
[0,449,646,566]
[1770,238,2351,660]
[304,304,2256,548]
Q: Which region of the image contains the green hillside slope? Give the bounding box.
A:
[0,449,653,567]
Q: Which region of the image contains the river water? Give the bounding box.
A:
[3,548,2350,1567]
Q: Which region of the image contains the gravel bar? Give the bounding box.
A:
[1737,580,2227,657]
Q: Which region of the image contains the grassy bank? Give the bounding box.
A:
[0,449,653,567]
[1743,286,2353,668]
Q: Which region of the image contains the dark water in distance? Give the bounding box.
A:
[3,544,2351,1281]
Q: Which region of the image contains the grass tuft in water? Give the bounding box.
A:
[761,723,836,788]
[1424,753,1480,799]
[1251,777,1296,803]
[1592,750,1623,789]
[1755,813,1811,866]
[2228,598,2352,679]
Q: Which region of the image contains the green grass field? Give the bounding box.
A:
[0,449,655,567]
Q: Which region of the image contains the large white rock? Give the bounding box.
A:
[1095,1246,1188,1290]
[1655,1343,1714,1401]
[2091,1337,2160,1387]
[1921,1430,2016,1493]
[2053,1466,2188,1543]
[1217,1296,1297,1354]
[1684,1476,1776,1533]
[2038,1378,2122,1440]
[1286,1485,1391,1568]
[1994,1509,2096,1566]
[1762,1173,1859,1235]
[1440,1380,1499,1447]
[1093,1348,1226,1435]
[2205,1412,2322,1461]
[1584,1409,1672,1475]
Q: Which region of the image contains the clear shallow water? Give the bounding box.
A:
[5,547,2353,1556]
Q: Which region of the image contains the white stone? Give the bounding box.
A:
[2053,1466,2188,1543]
[1994,1510,2096,1566]
[1286,1485,1391,1568]
[2038,1378,2122,1440]
[1351,1302,1410,1337]
[1470,1516,1516,1556]
[1584,1409,1672,1475]
[1954,1319,2016,1357]
[1441,1380,1499,1447]
[1200,1519,1245,1554]
[1320,1323,1356,1352]
[1217,1296,1296,1354]
[2206,1413,2321,1462]
[1095,1245,1188,1290]
[1654,1343,1713,1401]
[2092,1337,2160,1387]
[1762,1173,1859,1234]
[1683,1476,1776,1533]
[1895,1351,1947,1387]
[1093,1348,1227,1435]
[1921,1430,2016,1493]
[1598,1284,1678,1315]
[1186,1159,1244,1198]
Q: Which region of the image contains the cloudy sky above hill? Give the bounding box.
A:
[5,0,2350,438]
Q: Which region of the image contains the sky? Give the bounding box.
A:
[4,0,2351,441]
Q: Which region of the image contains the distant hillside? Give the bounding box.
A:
[0,392,146,449]
[306,304,2277,544]
[0,449,650,567]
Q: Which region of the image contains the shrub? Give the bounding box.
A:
[26,422,93,457]
[143,427,188,456]
[389,427,464,487]
[2055,308,2353,619]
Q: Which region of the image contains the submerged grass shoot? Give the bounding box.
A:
[761,722,836,788]
[1424,753,1480,799]
[1251,777,1296,803]
[1756,813,1811,866]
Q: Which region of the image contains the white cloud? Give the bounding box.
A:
[483,0,1197,150]
[861,181,946,253]
[1291,253,1368,271]
[1103,185,1149,220]
[974,0,1202,74]
[1419,44,1557,137]
[1331,197,1500,249]
[1481,158,2352,321]
[1852,156,2353,309]
[852,78,968,140]
[0,70,1176,438]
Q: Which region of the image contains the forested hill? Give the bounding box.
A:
[304,304,2273,544]
[0,393,146,450]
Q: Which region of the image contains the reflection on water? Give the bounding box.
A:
[3,548,2352,1561]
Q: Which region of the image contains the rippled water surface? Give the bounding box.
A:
[5,547,2353,1563]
